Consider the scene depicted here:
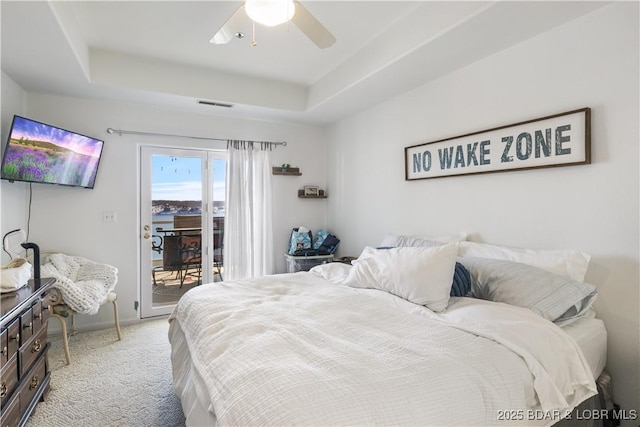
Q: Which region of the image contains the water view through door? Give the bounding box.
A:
[140,146,226,318]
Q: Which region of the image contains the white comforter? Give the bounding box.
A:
[169,271,596,426]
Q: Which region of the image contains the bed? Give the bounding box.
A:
[169,239,609,426]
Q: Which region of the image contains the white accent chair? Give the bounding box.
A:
[41,254,122,365]
[48,290,122,365]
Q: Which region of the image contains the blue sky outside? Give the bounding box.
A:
[152,155,226,201]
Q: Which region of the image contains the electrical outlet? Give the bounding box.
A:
[102,211,117,223]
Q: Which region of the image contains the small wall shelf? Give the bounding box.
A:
[298,189,327,199]
[273,166,301,176]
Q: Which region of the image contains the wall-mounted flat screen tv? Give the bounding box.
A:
[1,115,104,189]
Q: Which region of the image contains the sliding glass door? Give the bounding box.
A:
[140,146,226,318]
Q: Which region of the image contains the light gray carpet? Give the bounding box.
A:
[26,318,186,427]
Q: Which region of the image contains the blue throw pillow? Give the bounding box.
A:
[450,262,471,297]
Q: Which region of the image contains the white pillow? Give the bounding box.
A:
[344,244,459,312]
[379,232,467,247]
[458,241,590,282]
[309,262,352,285]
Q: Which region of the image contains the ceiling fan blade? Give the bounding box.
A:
[291,1,336,49]
[210,5,246,44]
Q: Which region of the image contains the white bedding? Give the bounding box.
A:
[561,316,607,380]
[169,272,597,426]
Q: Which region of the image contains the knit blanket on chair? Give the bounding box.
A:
[41,254,118,315]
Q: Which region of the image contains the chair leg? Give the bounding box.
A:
[50,313,71,365]
[112,299,122,341]
[70,313,77,335]
[178,266,187,288]
[215,263,223,281]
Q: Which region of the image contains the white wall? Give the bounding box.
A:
[0,72,28,265]
[2,0,637,419]
[327,2,639,421]
[0,93,328,330]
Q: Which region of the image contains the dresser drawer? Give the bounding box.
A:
[40,296,51,325]
[0,328,7,367]
[0,389,20,427]
[32,299,49,333]
[19,327,47,378]
[3,320,20,368]
[17,352,47,417]
[0,353,18,408]
[19,308,34,343]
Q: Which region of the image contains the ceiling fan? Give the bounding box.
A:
[210,0,336,49]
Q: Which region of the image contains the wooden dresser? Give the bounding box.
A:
[0,278,54,427]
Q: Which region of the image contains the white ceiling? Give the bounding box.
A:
[1,1,610,124]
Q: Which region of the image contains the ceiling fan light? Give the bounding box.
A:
[245,0,295,27]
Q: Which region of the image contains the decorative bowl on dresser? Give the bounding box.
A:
[1,278,54,427]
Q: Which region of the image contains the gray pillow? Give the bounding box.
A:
[458,256,597,323]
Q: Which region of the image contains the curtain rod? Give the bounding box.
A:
[105,128,287,146]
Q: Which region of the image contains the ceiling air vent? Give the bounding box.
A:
[198,100,234,108]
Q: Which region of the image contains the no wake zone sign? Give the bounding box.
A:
[405,108,590,180]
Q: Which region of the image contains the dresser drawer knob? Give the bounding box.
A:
[0,381,6,398]
[10,333,19,343]
[32,339,42,353]
[23,321,33,332]
[29,375,39,390]
[1,346,6,357]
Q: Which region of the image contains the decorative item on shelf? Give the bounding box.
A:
[304,185,319,196]
[298,186,326,198]
[272,164,301,176]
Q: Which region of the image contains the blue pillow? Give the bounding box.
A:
[450,262,471,297]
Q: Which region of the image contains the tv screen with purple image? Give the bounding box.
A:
[1,115,104,188]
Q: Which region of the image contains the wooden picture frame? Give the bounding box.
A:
[304,185,320,196]
[405,108,591,180]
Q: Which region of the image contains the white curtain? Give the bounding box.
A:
[224,141,274,280]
